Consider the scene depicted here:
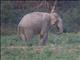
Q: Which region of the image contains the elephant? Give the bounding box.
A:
[18,12,63,45]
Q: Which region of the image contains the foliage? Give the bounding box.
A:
[1,1,80,35]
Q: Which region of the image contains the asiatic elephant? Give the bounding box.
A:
[18,12,63,45]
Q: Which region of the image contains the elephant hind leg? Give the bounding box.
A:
[18,27,26,41]
[24,30,33,41]
[20,33,26,41]
[18,27,33,41]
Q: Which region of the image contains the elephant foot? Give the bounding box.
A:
[38,42,47,46]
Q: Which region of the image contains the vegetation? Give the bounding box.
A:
[1,33,80,60]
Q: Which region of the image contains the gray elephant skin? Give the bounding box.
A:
[18,12,63,45]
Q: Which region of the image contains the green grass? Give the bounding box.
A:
[1,32,80,60]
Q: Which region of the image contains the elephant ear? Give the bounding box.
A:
[50,12,59,25]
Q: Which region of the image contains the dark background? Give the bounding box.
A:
[1,1,80,35]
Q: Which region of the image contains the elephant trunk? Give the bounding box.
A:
[56,17,64,34]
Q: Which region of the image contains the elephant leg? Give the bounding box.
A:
[19,27,26,41]
[39,33,48,45]
[19,32,26,41]
[24,30,33,41]
[39,20,49,45]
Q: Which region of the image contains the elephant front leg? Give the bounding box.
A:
[39,21,49,45]
[39,32,48,45]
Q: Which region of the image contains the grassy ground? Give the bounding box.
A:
[1,32,80,60]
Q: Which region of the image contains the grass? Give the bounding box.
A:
[1,32,80,60]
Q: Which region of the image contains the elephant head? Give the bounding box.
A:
[49,12,64,34]
[49,0,63,34]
